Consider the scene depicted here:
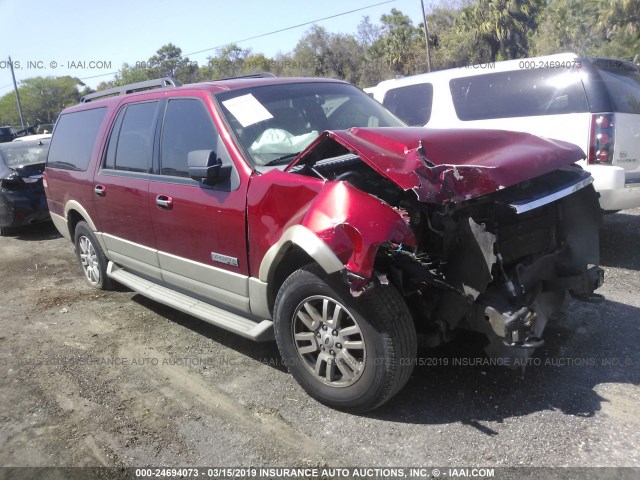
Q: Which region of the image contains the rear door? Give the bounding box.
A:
[148,95,251,312]
[93,99,161,279]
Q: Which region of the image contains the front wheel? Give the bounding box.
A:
[273,267,417,411]
[74,221,113,290]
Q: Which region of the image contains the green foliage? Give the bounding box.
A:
[459,0,545,61]
[97,43,200,89]
[376,9,423,74]
[427,4,492,69]
[292,26,363,83]
[530,0,601,55]
[0,76,84,126]
[200,44,253,80]
[531,0,639,61]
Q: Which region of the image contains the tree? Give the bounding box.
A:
[293,25,333,77]
[595,0,640,59]
[291,26,362,83]
[460,0,545,61]
[357,15,383,49]
[0,76,84,126]
[531,0,639,61]
[147,43,199,83]
[530,0,601,55]
[376,9,423,74]
[201,44,253,80]
[427,4,490,69]
[98,43,199,89]
[599,0,640,36]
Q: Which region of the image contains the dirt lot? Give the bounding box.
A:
[1,209,639,473]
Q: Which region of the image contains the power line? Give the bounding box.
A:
[79,0,397,81]
[185,0,397,57]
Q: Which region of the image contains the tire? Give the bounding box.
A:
[273,266,417,412]
[74,221,113,290]
[0,226,11,236]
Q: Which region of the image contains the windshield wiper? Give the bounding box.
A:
[263,152,301,167]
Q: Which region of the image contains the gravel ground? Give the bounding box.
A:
[0,209,639,475]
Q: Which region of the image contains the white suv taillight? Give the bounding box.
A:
[588,113,615,165]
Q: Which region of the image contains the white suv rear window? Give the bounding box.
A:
[593,60,640,114]
[450,69,589,120]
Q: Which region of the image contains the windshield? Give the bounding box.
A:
[0,141,50,167]
[216,82,404,166]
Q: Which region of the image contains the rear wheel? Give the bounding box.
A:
[273,266,417,411]
[74,221,113,290]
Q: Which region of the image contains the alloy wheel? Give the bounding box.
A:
[292,295,366,387]
[79,236,100,285]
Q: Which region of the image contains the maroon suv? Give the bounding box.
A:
[44,75,603,411]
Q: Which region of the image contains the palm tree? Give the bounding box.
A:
[598,0,639,37]
[460,0,545,61]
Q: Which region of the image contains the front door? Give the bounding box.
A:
[148,96,251,312]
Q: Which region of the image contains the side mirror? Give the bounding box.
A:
[188,150,231,185]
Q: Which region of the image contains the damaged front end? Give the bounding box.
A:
[286,127,604,365]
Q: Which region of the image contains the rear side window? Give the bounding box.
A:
[111,101,159,172]
[160,98,217,177]
[47,107,106,170]
[450,69,589,120]
[383,83,433,126]
[592,60,640,114]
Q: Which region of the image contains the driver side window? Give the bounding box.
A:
[160,98,218,177]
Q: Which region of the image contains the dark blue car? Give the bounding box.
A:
[0,139,50,235]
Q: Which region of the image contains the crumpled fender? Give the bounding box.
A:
[248,170,415,284]
[300,180,416,278]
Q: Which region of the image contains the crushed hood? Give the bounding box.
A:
[287,127,586,204]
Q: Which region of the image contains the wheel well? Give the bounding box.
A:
[267,245,420,331]
[66,210,84,240]
[268,245,316,312]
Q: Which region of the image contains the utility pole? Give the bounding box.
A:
[8,56,25,129]
[420,0,432,72]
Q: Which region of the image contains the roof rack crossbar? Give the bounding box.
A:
[81,77,181,103]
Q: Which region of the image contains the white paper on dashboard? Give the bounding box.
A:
[221,94,273,127]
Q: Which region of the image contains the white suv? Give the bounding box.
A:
[366,53,640,211]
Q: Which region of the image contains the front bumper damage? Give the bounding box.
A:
[389,173,603,365]
[279,126,604,366]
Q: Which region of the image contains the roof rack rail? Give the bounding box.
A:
[80,77,180,103]
[214,72,276,81]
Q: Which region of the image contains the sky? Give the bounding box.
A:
[0,0,425,94]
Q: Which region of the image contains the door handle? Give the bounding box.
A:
[156,194,173,210]
[94,185,106,196]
